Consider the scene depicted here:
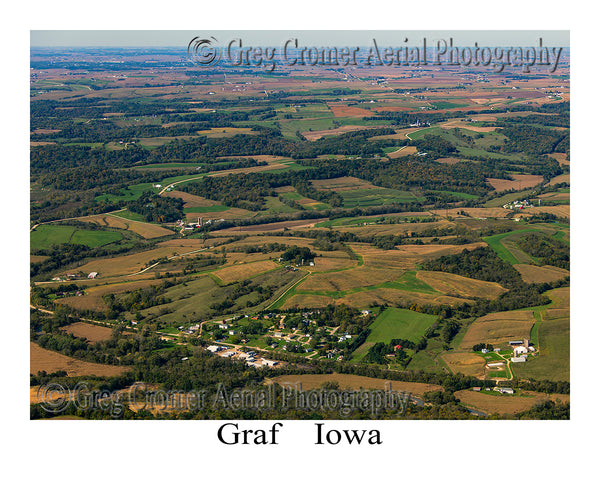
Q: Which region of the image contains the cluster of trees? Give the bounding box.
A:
[500,125,569,155]
[517,232,570,269]
[128,192,183,222]
[281,246,315,264]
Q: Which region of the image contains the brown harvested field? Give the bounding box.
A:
[302,125,377,141]
[163,190,219,208]
[267,373,443,397]
[430,207,511,219]
[196,127,256,137]
[311,176,376,191]
[56,279,163,311]
[282,294,335,309]
[70,245,198,277]
[536,191,570,201]
[213,260,278,284]
[440,119,498,132]
[216,155,290,164]
[207,163,289,177]
[371,106,414,113]
[387,146,417,158]
[527,205,570,218]
[547,287,570,308]
[416,271,507,300]
[299,266,400,291]
[212,219,317,234]
[367,127,422,140]
[30,342,130,377]
[514,264,570,284]
[31,255,50,264]
[81,214,173,239]
[31,141,57,146]
[223,235,315,249]
[460,310,536,349]
[309,252,357,272]
[334,289,467,309]
[548,174,570,186]
[328,103,374,117]
[486,174,544,192]
[441,352,486,378]
[436,157,463,165]
[547,153,569,166]
[455,390,570,416]
[184,207,254,222]
[221,251,274,265]
[353,242,487,270]
[60,322,115,343]
[334,219,452,237]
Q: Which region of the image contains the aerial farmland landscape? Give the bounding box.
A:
[29,32,570,420]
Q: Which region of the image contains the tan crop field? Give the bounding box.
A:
[31,255,50,264]
[416,271,507,300]
[302,125,377,141]
[527,205,570,218]
[455,390,570,416]
[308,252,358,272]
[436,157,463,164]
[440,120,498,132]
[56,279,163,311]
[300,266,400,291]
[348,242,487,272]
[213,219,318,234]
[334,219,452,237]
[163,191,220,208]
[282,294,335,309]
[337,289,467,309]
[430,207,511,218]
[60,322,116,343]
[267,373,443,397]
[328,103,374,117]
[196,127,256,137]
[30,342,130,377]
[546,287,570,308]
[311,176,376,191]
[547,153,569,165]
[486,174,544,192]
[441,352,486,378]
[81,214,173,239]
[213,260,278,284]
[547,174,570,186]
[460,310,536,349]
[70,245,198,277]
[514,264,570,284]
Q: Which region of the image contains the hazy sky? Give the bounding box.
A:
[31,30,569,48]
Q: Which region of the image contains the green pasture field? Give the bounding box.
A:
[183,205,231,214]
[31,224,122,250]
[483,229,538,265]
[109,210,147,222]
[363,307,438,345]
[341,188,421,208]
[511,316,570,382]
[431,101,470,110]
